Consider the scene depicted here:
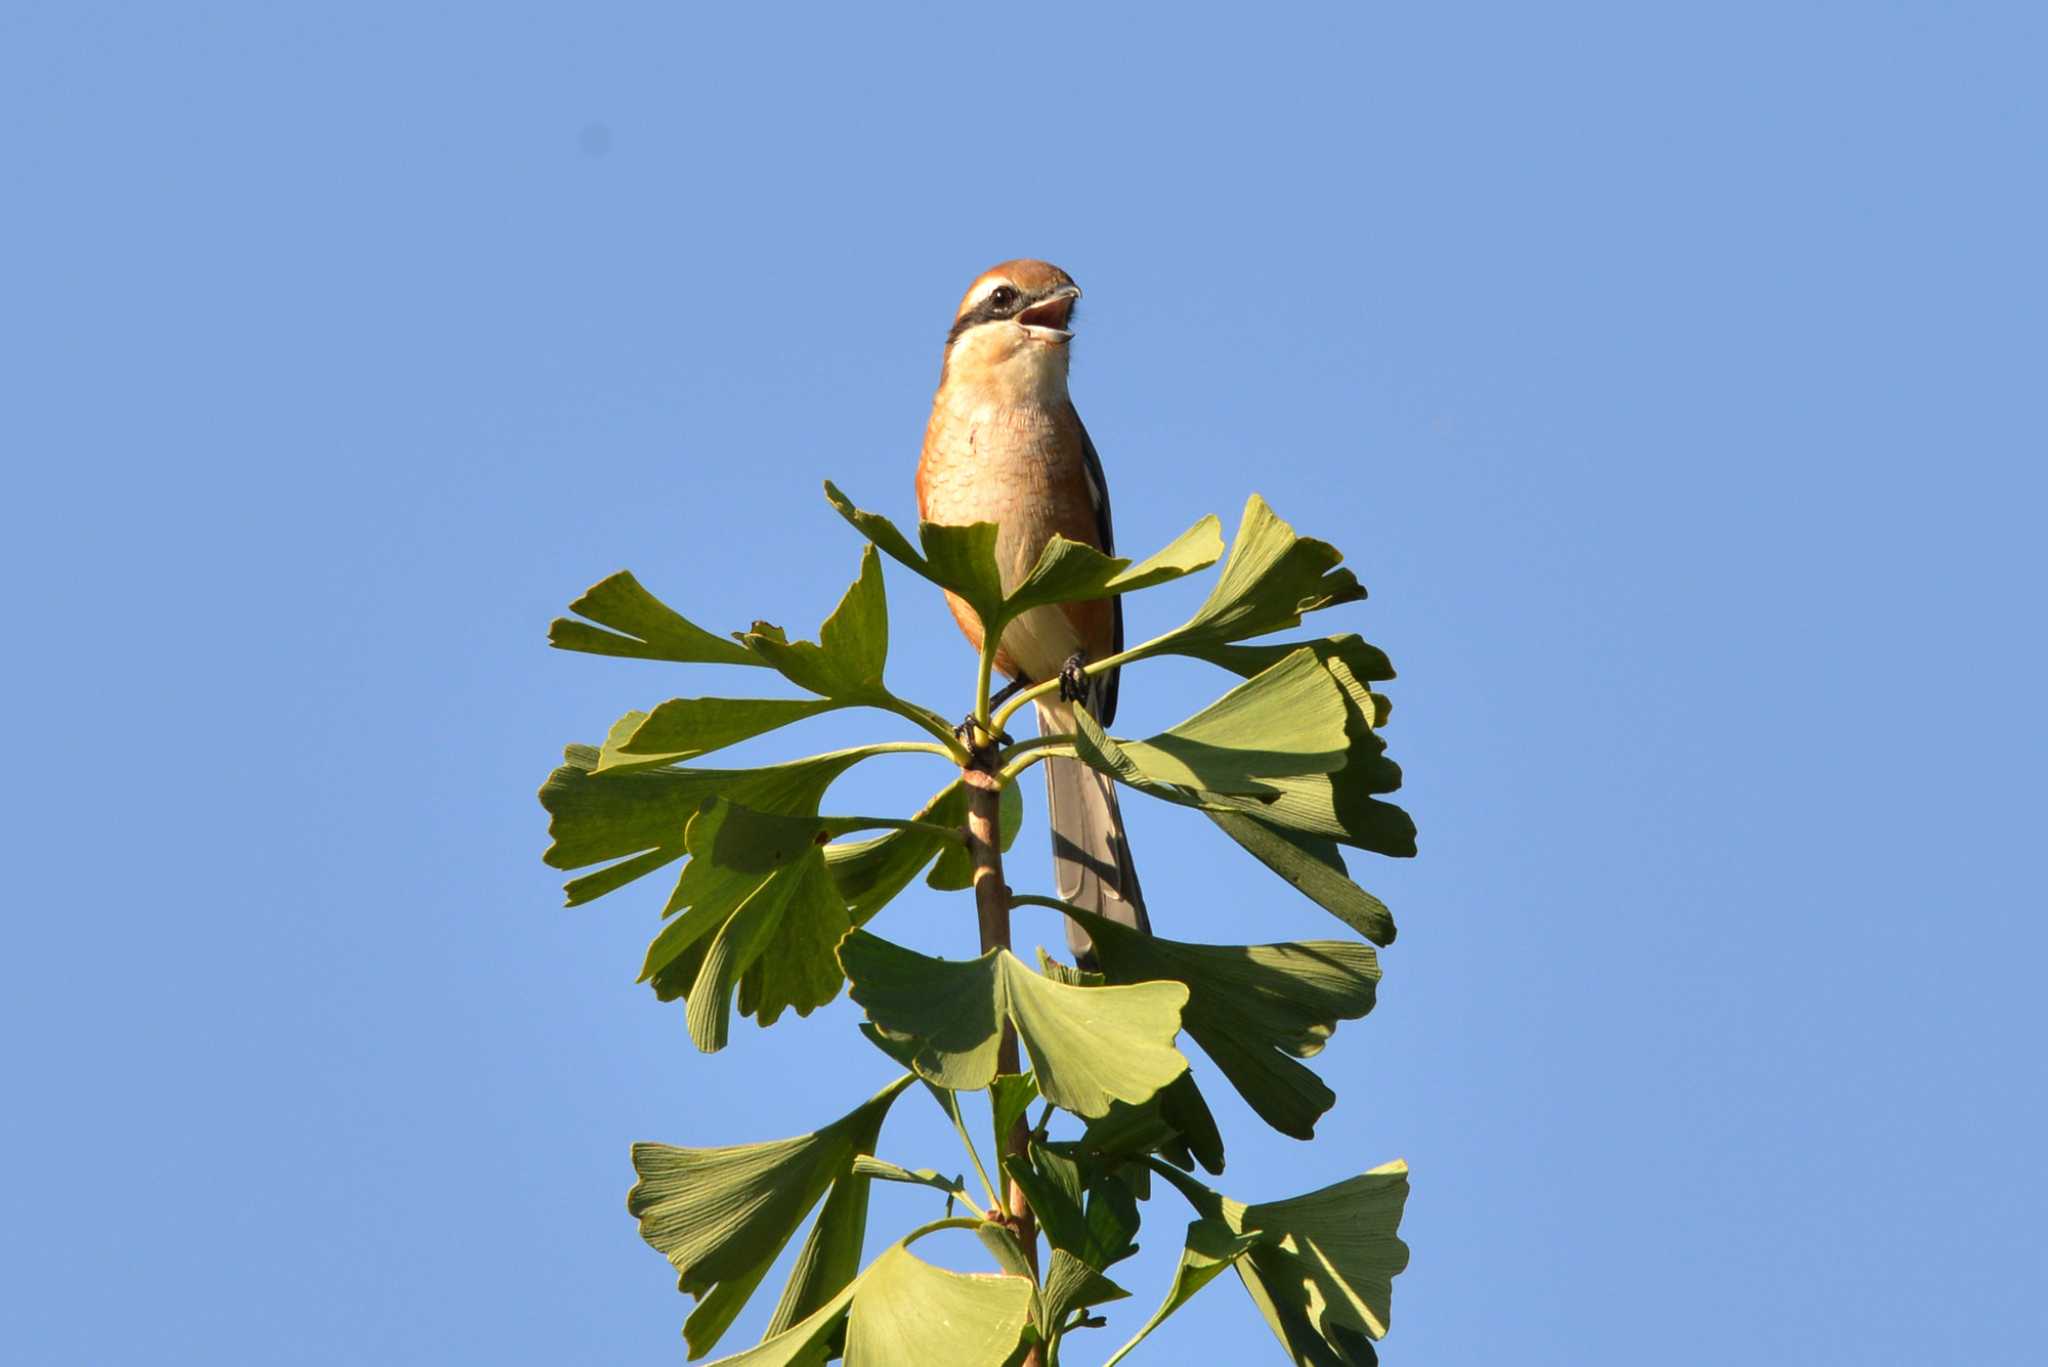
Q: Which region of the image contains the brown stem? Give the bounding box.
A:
[964,761,1043,1360]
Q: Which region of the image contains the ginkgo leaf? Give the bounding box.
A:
[627,1074,914,1358]
[549,569,762,666]
[539,740,880,906]
[842,1245,1034,1367]
[998,516,1224,620]
[1103,1219,1265,1367]
[1040,956,1228,1176]
[597,696,846,770]
[824,481,1222,635]
[1041,1250,1131,1341]
[848,1157,972,1205]
[1062,906,1381,1140]
[987,1072,1039,1162]
[1124,494,1367,663]
[1202,811,1398,946]
[1233,1164,1413,1359]
[739,544,893,704]
[642,798,851,1052]
[1144,1160,1414,1363]
[838,932,1189,1118]
[1066,647,1353,810]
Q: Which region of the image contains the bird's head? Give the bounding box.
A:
[940,259,1082,401]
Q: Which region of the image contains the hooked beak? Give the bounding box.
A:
[1017,284,1081,342]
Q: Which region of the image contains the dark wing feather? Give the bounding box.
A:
[1075,414,1122,726]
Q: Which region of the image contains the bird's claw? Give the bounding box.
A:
[955,715,1011,759]
[1058,653,1090,704]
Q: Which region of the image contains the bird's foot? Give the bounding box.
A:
[1058,652,1090,704]
[955,715,1011,761]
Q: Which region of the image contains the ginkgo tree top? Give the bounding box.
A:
[539,483,1417,1366]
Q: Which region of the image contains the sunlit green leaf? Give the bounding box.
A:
[1203,811,1398,946]
[1184,632,1415,858]
[1125,495,1367,664]
[849,1156,971,1205]
[539,739,880,906]
[823,482,1009,627]
[1066,647,1352,813]
[1149,1160,1413,1362]
[824,482,1223,634]
[1040,957,1227,1175]
[1190,632,1394,691]
[1103,1218,1265,1367]
[1063,906,1381,1140]
[641,798,852,1052]
[839,933,1189,1118]
[999,515,1224,620]
[842,1245,1034,1367]
[819,778,985,923]
[1199,765,1417,858]
[549,570,762,666]
[595,696,845,770]
[1042,1250,1131,1340]
[740,544,895,704]
[627,1074,914,1358]
[987,1072,1040,1161]
[699,1279,858,1367]
[1001,1142,1091,1257]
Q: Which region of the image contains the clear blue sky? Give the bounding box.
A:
[5,4,2043,1363]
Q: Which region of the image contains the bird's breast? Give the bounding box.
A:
[917,396,1110,680]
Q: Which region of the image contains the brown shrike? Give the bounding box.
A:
[915,260,1147,964]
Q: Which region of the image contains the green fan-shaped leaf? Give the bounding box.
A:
[642,798,854,1052]
[848,1156,973,1206]
[1234,1164,1413,1360]
[1040,956,1228,1175]
[739,544,894,704]
[627,1073,914,1358]
[1067,647,1352,808]
[1062,906,1381,1140]
[539,738,880,906]
[1124,495,1367,664]
[987,1072,1039,1161]
[1185,632,1416,859]
[823,483,1009,627]
[1190,632,1395,692]
[1145,1161,1413,1363]
[824,482,1223,632]
[1042,1250,1131,1340]
[1203,811,1398,946]
[549,569,760,666]
[1103,1218,1265,1367]
[842,1245,1034,1367]
[838,933,1189,1118]
[998,515,1223,620]
[595,696,846,771]
[1199,764,1417,858]
[697,1280,858,1367]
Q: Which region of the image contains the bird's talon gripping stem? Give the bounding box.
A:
[1058,652,1089,704]
[955,715,1011,760]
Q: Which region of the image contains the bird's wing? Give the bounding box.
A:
[1075,414,1122,727]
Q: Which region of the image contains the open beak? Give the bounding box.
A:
[1017,285,1081,341]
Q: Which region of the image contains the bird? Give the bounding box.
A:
[915,259,1148,965]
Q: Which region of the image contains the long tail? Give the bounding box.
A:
[1038,699,1149,966]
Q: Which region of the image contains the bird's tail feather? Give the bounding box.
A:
[1038,700,1148,966]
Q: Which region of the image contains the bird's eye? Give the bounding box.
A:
[989,285,1018,311]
